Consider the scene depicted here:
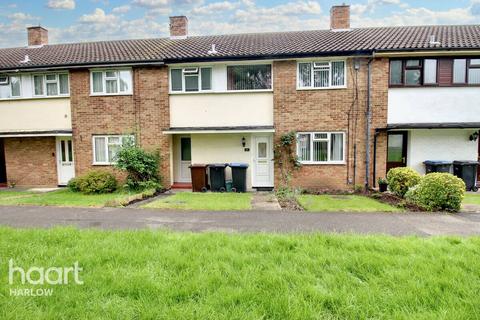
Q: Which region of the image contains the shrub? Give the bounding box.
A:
[67,177,83,192]
[386,167,421,197]
[115,145,162,191]
[68,171,117,194]
[406,173,465,212]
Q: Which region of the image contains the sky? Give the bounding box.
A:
[0,0,480,48]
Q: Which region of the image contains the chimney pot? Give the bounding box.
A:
[330,5,350,30]
[169,16,188,39]
[27,26,48,46]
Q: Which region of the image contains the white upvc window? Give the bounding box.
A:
[296,132,345,164]
[92,135,134,165]
[0,75,21,99]
[90,69,133,95]
[33,73,69,97]
[170,67,212,93]
[297,60,346,89]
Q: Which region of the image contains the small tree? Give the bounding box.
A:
[274,131,301,189]
[115,145,162,191]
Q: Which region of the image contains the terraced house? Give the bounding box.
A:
[0,5,479,190]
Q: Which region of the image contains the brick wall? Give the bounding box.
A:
[4,137,57,186]
[273,58,388,191]
[70,67,171,185]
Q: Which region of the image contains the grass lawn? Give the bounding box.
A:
[463,193,480,205]
[0,228,479,319]
[143,192,252,211]
[298,194,401,212]
[0,189,147,208]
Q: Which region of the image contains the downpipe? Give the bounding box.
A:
[365,57,374,191]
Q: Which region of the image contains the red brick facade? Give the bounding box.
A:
[4,137,58,187]
[273,58,388,191]
[69,66,171,186]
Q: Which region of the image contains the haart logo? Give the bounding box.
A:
[7,259,83,297]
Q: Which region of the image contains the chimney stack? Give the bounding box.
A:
[27,26,48,46]
[330,4,350,30]
[169,16,188,39]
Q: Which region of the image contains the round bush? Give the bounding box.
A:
[386,167,421,197]
[69,171,117,194]
[405,173,465,212]
[67,177,83,192]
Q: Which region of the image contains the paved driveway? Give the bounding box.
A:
[0,205,480,236]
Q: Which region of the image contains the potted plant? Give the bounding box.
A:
[378,177,388,193]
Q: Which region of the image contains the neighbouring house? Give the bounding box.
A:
[0,5,479,190]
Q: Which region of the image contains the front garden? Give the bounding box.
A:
[143,192,252,211]
[0,227,479,319]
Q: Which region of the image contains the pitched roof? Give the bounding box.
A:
[1,25,479,71]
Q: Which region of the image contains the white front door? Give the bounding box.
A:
[56,137,75,185]
[178,136,192,183]
[253,135,274,187]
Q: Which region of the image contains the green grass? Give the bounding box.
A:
[0,228,479,319]
[0,189,146,208]
[143,192,252,211]
[463,193,480,205]
[298,194,402,212]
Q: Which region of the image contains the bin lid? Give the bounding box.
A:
[229,162,249,168]
[189,164,208,168]
[453,160,480,165]
[423,160,453,165]
[208,163,228,168]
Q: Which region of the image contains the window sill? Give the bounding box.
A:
[90,93,133,97]
[299,161,346,166]
[296,86,347,91]
[169,89,273,95]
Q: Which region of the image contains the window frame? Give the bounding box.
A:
[90,69,133,96]
[453,58,480,85]
[32,73,70,97]
[296,60,347,90]
[9,75,22,98]
[92,135,135,165]
[226,64,273,92]
[389,59,438,87]
[169,66,213,93]
[296,132,346,165]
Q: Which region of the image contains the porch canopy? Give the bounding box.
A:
[385,122,480,130]
[0,130,72,138]
[163,126,275,134]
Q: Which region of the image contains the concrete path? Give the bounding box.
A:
[0,205,480,236]
[251,192,282,211]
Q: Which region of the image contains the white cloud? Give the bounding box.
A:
[112,5,131,14]
[8,12,37,21]
[132,0,169,8]
[47,0,75,10]
[192,1,238,15]
[79,8,118,24]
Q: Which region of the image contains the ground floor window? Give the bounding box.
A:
[296,132,345,164]
[93,135,134,165]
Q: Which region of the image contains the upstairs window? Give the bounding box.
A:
[0,75,21,99]
[33,73,69,96]
[170,67,212,92]
[91,69,132,95]
[453,58,480,84]
[227,64,272,91]
[298,61,346,89]
[296,132,345,164]
[390,59,437,86]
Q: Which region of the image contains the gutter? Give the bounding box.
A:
[374,49,480,58]
[0,60,165,73]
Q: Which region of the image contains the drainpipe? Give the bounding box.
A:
[365,57,374,191]
[373,130,378,188]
